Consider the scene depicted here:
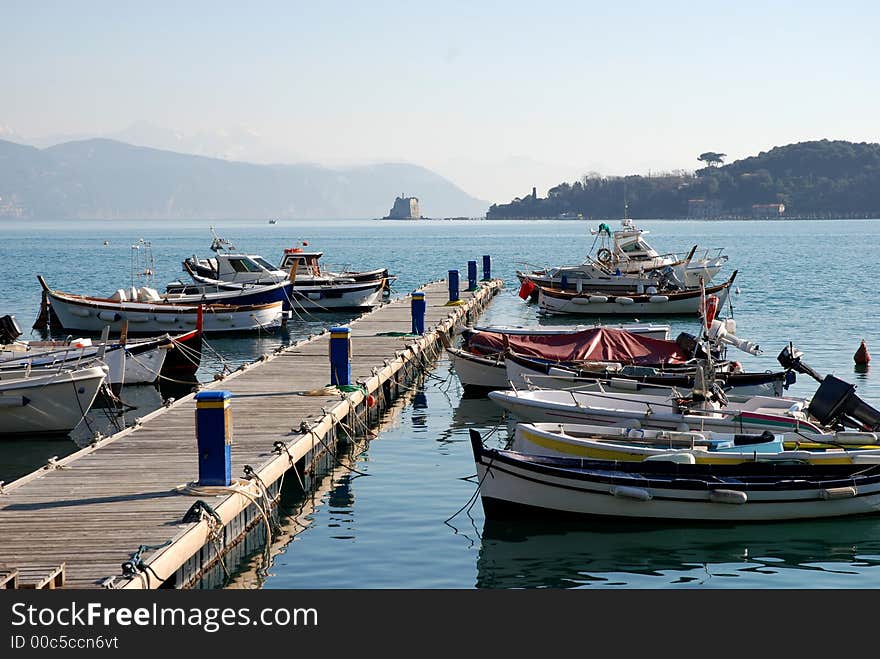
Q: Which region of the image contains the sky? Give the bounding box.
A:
[3,1,879,203]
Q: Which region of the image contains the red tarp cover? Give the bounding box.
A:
[465,327,689,365]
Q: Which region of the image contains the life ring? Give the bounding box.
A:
[596,248,613,264]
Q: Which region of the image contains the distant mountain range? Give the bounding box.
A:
[0,138,488,220]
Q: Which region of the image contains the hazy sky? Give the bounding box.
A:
[3,1,878,202]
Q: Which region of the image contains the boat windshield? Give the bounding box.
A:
[228,256,266,273]
[252,256,278,271]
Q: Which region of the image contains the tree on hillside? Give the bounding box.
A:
[698,152,727,167]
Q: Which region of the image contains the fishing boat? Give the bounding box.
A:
[488,373,880,436]
[0,363,108,437]
[469,430,880,522]
[508,422,880,465]
[38,276,283,335]
[450,323,733,390]
[536,271,737,316]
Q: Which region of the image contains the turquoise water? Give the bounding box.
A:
[2,218,879,588]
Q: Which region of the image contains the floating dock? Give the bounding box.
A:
[0,277,502,589]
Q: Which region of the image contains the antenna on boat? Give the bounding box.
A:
[209,225,236,253]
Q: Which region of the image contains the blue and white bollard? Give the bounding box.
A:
[467,260,478,291]
[195,390,233,487]
[411,291,426,335]
[329,326,351,386]
[448,270,460,303]
[482,255,491,281]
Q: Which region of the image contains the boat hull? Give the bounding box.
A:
[44,288,282,335]
[487,389,826,434]
[538,281,732,316]
[0,365,107,437]
[471,435,880,522]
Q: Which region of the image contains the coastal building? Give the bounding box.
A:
[752,203,785,218]
[384,194,421,220]
[687,198,723,219]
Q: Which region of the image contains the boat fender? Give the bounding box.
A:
[649,295,669,303]
[69,306,91,318]
[615,297,635,305]
[610,486,652,501]
[644,453,696,464]
[709,489,747,504]
[589,296,608,304]
[571,297,591,305]
[97,311,120,322]
[821,486,857,500]
[835,432,880,445]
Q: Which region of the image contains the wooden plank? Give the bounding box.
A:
[17,563,65,589]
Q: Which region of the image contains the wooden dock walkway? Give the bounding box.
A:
[0,278,502,589]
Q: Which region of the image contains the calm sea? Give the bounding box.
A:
[2,217,879,589]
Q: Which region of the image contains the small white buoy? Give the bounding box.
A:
[735,286,741,295]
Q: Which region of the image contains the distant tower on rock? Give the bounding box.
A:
[384,193,421,219]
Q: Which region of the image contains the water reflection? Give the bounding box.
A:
[475,517,880,588]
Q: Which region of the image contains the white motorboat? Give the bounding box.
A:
[504,353,790,398]
[469,430,880,522]
[516,217,729,295]
[38,276,283,335]
[591,217,728,286]
[489,370,880,436]
[181,230,393,310]
[537,271,736,316]
[0,363,108,437]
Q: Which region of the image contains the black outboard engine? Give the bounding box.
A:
[777,343,824,384]
[675,332,699,358]
[807,375,880,431]
[0,315,22,344]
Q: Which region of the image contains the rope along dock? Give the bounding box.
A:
[0,278,502,589]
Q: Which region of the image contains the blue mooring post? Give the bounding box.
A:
[411,291,426,335]
[448,270,460,303]
[194,390,233,487]
[329,326,351,386]
[467,260,478,291]
[482,254,491,281]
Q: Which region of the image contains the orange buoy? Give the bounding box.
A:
[366,394,376,408]
[855,339,871,365]
[701,294,720,326]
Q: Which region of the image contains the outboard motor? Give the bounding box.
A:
[807,374,880,431]
[777,343,824,383]
[0,314,22,344]
[658,265,684,291]
[675,332,699,358]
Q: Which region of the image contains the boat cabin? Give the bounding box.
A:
[278,248,327,278]
[202,253,289,283]
[610,220,661,263]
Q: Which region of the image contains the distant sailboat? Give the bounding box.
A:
[268,219,277,225]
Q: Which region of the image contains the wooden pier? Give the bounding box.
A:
[0,278,502,589]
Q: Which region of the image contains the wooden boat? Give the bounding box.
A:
[450,323,738,391]
[0,363,108,437]
[38,276,283,335]
[509,422,880,465]
[536,272,737,316]
[469,430,880,521]
[488,373,880,435]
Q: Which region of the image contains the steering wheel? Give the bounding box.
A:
[596,248,613,264]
